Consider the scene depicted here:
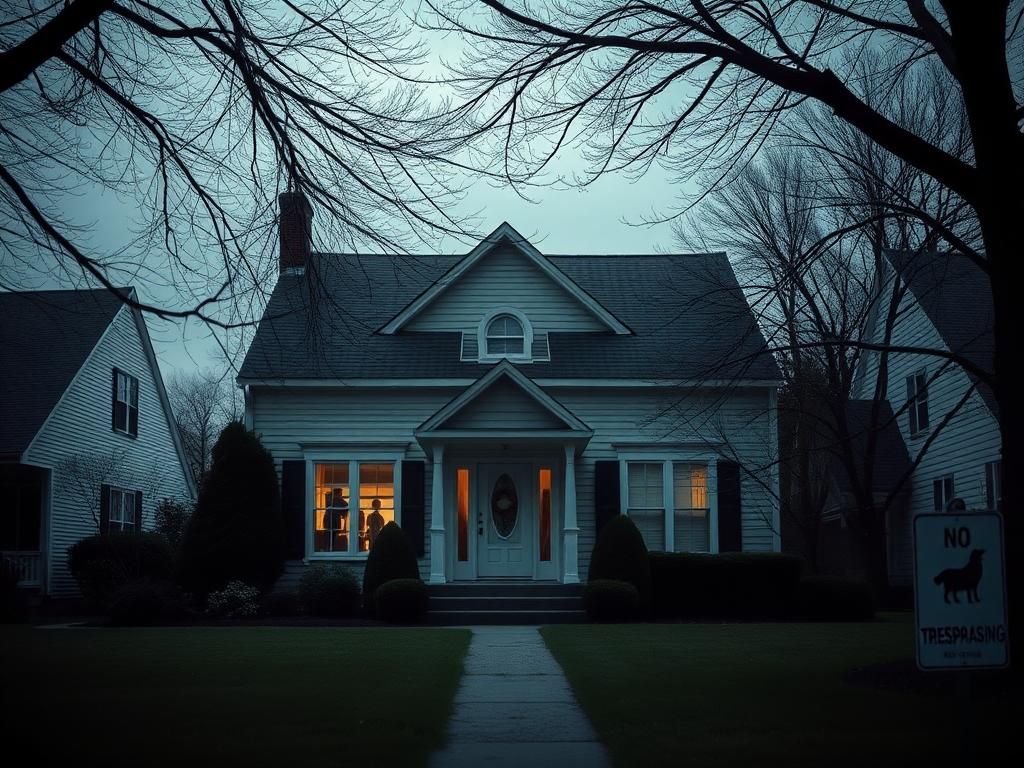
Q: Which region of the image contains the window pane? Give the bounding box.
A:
[487,337,507,355]
[674,509,709,552]
[505,338,524,354]
[933,480,942,512]
[130,378,139,407]
[314,463,349,553]
[359,463,394,553]
[117,373,127,402]
[673,464,708,509]
[630,509,664,551]
[628,463,662,508]
[124,493,135,524]
[457,468,470,562]
[538,468,552,562]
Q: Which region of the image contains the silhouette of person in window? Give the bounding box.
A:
[367,497,385,549]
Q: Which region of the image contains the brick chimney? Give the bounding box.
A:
[278,191,312,273]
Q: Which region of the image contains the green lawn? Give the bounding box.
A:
[542,618,1017,768]
[0,626,470,767]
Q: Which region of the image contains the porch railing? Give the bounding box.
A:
[2,551,42,587]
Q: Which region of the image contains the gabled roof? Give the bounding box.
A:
[0,288,127,459]
[887,250,995,415]
[416,361,592,436]
[380,222,630,335]
[239,248,781,383]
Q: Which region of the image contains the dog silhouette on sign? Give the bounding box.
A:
[933,549,984,604]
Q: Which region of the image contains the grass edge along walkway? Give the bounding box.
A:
[1,626,471,768]
[541,621,1016,768]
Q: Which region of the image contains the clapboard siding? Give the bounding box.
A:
[24,306,193,597]
[856,266,1000,585]
[250,383,778,583]
[406,244,606,333]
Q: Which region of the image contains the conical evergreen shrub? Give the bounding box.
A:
[362,521,420,614]
[588,514,652,616]
[179,422,284,598]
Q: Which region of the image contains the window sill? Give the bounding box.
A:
[477,355,532,364]
[909,428,931,440]
[112,427,138,440]
[307,553,369,561]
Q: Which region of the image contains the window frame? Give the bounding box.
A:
[303,449,404,560]
[906,369,930,436]
[108,486,139,533]
[932,474,955,512]
[477,308,533,362]
[985,461,1001,511]
[112,368,140,437]
[618,451,719,554]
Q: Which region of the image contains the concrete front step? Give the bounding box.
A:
[427,582,584,624]
[427,582,583,598]
[431,609,586,626]
[430,595,582,611]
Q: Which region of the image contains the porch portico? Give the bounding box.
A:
[414,362,592,584]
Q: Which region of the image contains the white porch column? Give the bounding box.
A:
[562,443,580,584]
[429,444,446,584]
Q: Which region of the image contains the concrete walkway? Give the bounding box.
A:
[428,626,613,768]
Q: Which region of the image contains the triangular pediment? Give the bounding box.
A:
[380,223,630,336]
[416,361,591,436]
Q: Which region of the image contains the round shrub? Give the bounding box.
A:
[298,565,360,617]
[179,423,284,598]
[362,521,420,614]
[206,580,262,618]
[261,591,300,617]
[68,533,175,609]
[588,515,652,616]
[796,576,875,621]
[374,578,429,623]
[106,580,188,626]
[584,579,641,622]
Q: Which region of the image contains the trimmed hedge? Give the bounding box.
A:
[795,576,875,621]
[261,591,300,617]
[375,578,429,623]
[649,552,804,620]
[588,515,652,616]
[362,521,421,615]
[106,580,188,626]
[583,579,641,623]
[298,565,360,617]
[68,533,175,609]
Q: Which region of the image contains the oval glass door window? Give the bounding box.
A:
[490,474,519,539]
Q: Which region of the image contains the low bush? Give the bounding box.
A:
[583,579,641,623]
[375,578,429,623]
[589,515,652,616]
[649,552,804,620]
[298,565,360,617]
[261,591,300,617]
[153,498,193,552]
[68,533,175,609]
[362,522,420,615]
[206,580,262,618]
[795,576,875,621]
[106,580,188,626]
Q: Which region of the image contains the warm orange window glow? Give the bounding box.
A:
[314,463,350,553]
[359,463,395,552]
[457,468,470,562]
[539,468,552,561]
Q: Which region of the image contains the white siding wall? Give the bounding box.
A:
[406,245,607,333]
[24,307,193,597]
[250,384,778,583]
[856,268,1001,585]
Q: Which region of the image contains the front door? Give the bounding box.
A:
[478,463,533,578]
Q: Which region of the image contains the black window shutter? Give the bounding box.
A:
[129,378,139,436]
[99,483,111,534]
[281,461,307,559]
[717,461,742,552]
[401,460,426,557]
[134,490,143,533]
[111,369,119,431]
[594,460,620,536]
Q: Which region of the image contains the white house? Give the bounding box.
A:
[238,194,782,589]
[848,249,1000,586]
[0,288,196,597]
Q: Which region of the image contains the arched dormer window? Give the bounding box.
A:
[479,309,532,361]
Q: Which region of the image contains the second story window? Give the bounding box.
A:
[113,368,139,437]
[485,314,525,356]
[906,369,929,435]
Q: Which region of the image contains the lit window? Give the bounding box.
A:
[906,370,930,435]
[485,314,525,356]
[539,468,552,561]
[625,460,711,552]
[985,461,1001,511]
[113,368,139,436]
[673,464,709,552]
[108,487,138,533]
[313,461,397,554]
[933,475,954,512]
[457,468,470,562]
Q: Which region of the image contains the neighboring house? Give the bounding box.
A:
[831,250,1000,586]
[0,288,196,597]
[238,194,781,587]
